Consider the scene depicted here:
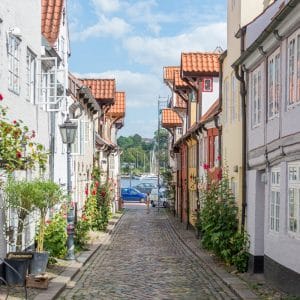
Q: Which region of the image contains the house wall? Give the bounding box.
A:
[243,1,300,293]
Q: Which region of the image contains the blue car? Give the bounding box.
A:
[121,188,147,202]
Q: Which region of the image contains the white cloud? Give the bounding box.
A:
[72,16,131,41]
[75,70,167,108]
[123,22,227,71]
[91,0,121,13]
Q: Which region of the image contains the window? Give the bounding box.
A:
[202,78,213,92]
[270,168,280,232]
[288,162,300,233]
[251,65,262,127]
[288,31,300,106]
[231,73,237,122]
[214,136,219,167]
[8,34,20,94]
[26,48,36,103]
[268,49,280,118]
[223,78,229,123]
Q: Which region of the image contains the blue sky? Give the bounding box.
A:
[68,0,227,138]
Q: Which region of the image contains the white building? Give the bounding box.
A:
[234,0,300,294]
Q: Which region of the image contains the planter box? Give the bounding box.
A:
[26,274,49,289]
[4,258,29,286]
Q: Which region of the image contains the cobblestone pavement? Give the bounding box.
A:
[59,204,239,300]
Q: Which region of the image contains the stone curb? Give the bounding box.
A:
[165,212,260,300]
[33,212,124,300]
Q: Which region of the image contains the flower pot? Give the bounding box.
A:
[4,258,29,286]
[29,252,49,275]
[0,261,5,285]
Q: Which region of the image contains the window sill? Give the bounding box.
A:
[268,114,279,121]
[287,102,300,111]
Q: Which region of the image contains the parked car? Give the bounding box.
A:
[121,188,147,202]
[133,182,157,194]
[149,188,167,208]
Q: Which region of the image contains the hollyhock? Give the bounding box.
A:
[0,94,3,101]
[203,163,209,170]
[16,151,22,158]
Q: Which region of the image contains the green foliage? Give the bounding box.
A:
[0,95,48,175]
[31,180,64,252]
[5,178,37,250]
[84,195,102,230]
[43,213,67,258]
[74,217,90,251]
[197,171,249,272]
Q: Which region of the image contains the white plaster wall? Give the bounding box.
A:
[202,78,219,115]
[0,0,49,150]
[264,162,300,273]
[247,170,265,256]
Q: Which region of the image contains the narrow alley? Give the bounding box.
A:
[59,205,239,300]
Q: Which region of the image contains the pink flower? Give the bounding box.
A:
[203,163,209,170]
[13,120,17,124]
[217,155,221,161]
[16,151,22,158]
[85,188,89,196]
[0,94,3,101]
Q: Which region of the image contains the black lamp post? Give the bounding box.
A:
[59,115,77,260]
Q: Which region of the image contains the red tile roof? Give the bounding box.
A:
[164,66,180,83]
[173,94,187,109]
[41,0,64,45]
[162,109,183,128]
[181,52,220,76]
[200,99,219,122]
[81,79,116,105]
[174,70,188,89]
[107,91,125,118]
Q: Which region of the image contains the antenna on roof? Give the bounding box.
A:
[214,46,223,53]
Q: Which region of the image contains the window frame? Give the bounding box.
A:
[26,48,37,104]
[268,48,280,119]
[8,34,21,95]
[251,64,263,128]
[270,167,280,233]
[287,29,300,108]
[287,162,300,235]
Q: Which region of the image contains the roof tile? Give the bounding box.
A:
[181,52,220,76]
[164,66,180,83]
[107,91,125,118]
[174,70,188,89]
[162,109,183,128]
[81,79,116,105]
[41,0,64,45]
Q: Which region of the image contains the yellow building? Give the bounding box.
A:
[222,0,275,226]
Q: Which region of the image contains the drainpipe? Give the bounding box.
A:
[234,27,247,230]
[185,140,190,230]
[49,112,55,181]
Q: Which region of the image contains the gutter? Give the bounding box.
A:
[234,27,247,230]
[232,0,298,67]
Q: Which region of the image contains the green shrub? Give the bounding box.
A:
[197,169,249,272]
[74,217,90,251]
[43,213,67,258]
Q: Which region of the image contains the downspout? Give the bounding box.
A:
[49,112,55,181]
[185,139,190,230]
[234,27,247,230]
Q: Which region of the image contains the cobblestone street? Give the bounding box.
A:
[59,204,239,300]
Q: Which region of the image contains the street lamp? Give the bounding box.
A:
[59,115,77,260]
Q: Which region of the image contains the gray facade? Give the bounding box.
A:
[239,0,300,294]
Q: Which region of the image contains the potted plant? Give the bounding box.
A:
[3,179,38,285]
[4,178,36,251]
[30,180,63,274]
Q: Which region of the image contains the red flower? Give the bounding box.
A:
[217,155,221,161]
[85,188,89,196]
[203,163,209,170]
[16,151,22,158]
[13,120,17,124]
[101,191,106,197]
[92,189,97,195]
[0,94,3,101]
